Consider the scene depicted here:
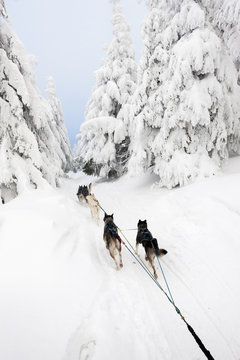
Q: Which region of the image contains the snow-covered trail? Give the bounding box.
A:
[60,168,240,360]
[1,161,240,360]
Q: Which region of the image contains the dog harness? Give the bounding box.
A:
[83,187,89,196]
[77,186,89,197]
[106,221,119,238]
[139,227,153,242]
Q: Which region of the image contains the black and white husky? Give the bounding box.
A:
[76,183,91,203]
[136,219,167,279]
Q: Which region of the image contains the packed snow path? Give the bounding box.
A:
[1,159,240,360]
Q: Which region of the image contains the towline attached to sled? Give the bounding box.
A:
[97,200,215,360]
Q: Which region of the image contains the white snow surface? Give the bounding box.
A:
[1,157,240,360]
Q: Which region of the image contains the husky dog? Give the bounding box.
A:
[77,183,92,203]
[103,214,123,270]
[86,193,100,224]
[136,219,167,279]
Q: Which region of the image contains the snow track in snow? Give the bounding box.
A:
[61,170,240,360]
[1,163,240,360]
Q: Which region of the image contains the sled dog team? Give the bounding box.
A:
[76,183,167,279]
[77,183,100,223]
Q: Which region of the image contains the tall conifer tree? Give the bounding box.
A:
[0,6,72,202]
[128,0,240,187]
[76,0,137,178]
[46,77,72,172]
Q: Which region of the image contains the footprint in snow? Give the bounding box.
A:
[79,340,96,360]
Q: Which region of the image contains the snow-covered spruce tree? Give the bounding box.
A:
[0,9,71,202]
[200,0,240,87]
[128,0,181,176]
[129,0,240,188]
[46,76,72,172]
[194,0,240,151]
[76,0,137,178]
[128,0,171,176]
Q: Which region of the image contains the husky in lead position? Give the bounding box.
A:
[76,183,92,203]
[86,193,100,224]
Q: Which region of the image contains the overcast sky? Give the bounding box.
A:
[7,0,147,146]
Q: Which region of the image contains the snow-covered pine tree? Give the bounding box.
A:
[0,7,71,202]
[200,0,240,84]
[152,0,240,188]
[129,0,183,179]
[76,0,137,178]
[128,0,175,176]
[46,76,72,172]
[129,0,240,188]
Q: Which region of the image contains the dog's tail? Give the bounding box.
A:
[156,248,168,257]
[152,238,167,257]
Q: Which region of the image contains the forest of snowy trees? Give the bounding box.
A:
[1,0,240,202]
[0,1,72,202]
[75,0,240,188]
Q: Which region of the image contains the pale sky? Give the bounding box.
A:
[7,0,147,146]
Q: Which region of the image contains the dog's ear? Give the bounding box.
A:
[138,219,142,226]
[144,220,147,224]
[103,213,107,221]
[111,213,114,219]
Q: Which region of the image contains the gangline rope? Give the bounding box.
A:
[98,202,215,360]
